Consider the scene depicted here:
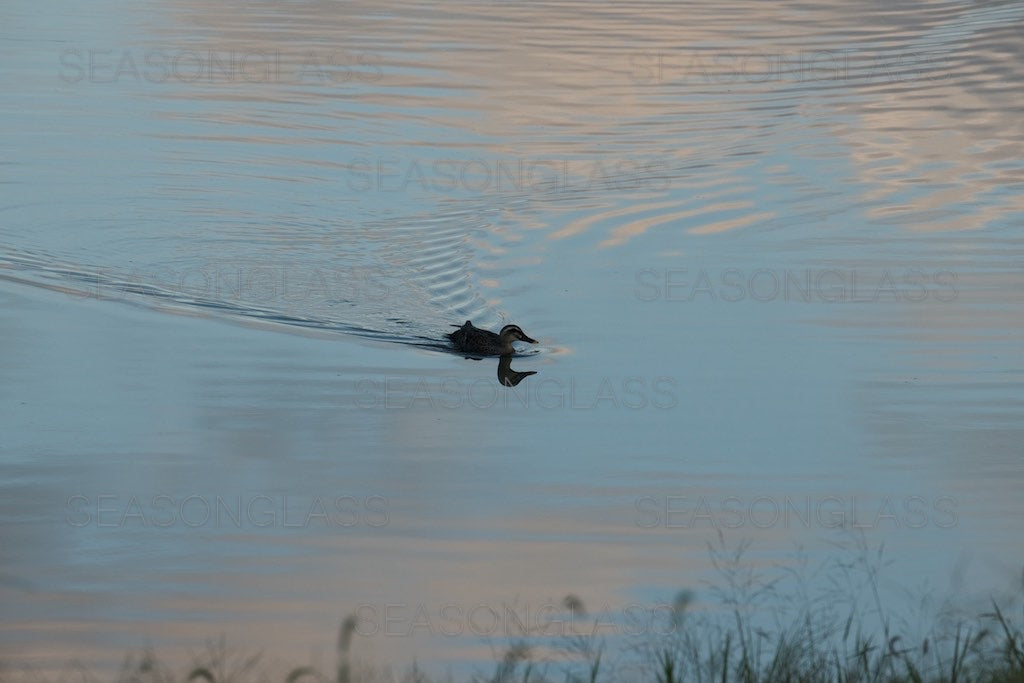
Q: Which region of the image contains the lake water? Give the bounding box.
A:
[2,0,1023,679]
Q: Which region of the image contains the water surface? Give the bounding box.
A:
[2,0,1023,677]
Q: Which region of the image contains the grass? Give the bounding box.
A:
[3,533,1022,683]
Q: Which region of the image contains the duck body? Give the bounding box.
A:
[447,320,537,356]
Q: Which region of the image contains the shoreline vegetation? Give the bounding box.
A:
[5,535,1022,683]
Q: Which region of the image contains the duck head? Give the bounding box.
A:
[499,324,537,346]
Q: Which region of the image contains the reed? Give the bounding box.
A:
[4,536,1020,683]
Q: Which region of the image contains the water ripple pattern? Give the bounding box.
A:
[3,0,1022,341]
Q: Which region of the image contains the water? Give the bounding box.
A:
[2,0,1023,678]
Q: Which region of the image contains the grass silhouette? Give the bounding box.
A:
[3,534,1021,683]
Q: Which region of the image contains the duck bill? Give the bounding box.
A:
[522,335,538,344]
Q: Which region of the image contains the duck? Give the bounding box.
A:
[447,320,538,356]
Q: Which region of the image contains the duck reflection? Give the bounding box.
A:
[497,353,537,387]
